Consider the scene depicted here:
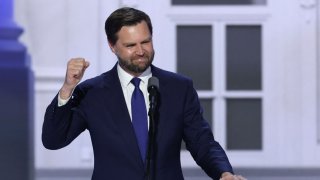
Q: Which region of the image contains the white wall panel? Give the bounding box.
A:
[15,0,102,169]
[15,0,68,68]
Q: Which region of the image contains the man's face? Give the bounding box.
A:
[109,21,154,77]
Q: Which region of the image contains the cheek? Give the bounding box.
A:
[145,45,154,53]
[118,49,134,58]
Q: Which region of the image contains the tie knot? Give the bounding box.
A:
[131,77,141,88]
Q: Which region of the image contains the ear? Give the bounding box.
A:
[108,40,116,53]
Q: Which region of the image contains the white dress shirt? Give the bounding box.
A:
[117,64,152,121]
[58,64,152,125]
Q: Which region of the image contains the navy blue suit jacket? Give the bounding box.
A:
[42,64,233,180]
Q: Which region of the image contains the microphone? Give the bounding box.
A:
[147,77,159,112]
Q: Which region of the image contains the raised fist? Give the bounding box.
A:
[59,58,90,99]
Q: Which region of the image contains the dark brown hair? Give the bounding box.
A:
[105,7,153,45]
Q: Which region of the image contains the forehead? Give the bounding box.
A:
[116,21,151,42]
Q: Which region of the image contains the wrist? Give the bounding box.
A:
[59,84,75,100]
[221,172,233,178]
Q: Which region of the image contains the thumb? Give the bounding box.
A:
[84,61,90,69]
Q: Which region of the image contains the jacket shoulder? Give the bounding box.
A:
[73,68,115,100]
[152,65,193,87]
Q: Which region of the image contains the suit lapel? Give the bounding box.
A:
[102,65,145,169]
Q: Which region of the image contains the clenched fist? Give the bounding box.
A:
[59,58,90,99]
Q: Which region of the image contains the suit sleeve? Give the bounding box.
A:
[182,80,233,180]
[42,86,87,150]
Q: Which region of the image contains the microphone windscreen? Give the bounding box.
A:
[148,76,159,90]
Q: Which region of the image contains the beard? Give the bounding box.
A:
[118,51,154,75]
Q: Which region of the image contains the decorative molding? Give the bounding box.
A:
[168,13,270,24]
[34,67,65,92]
[35,82,63,93]
[300,0,317,24]
[120,0,138,7]
[300,0,317,9]
[34,67,65,80]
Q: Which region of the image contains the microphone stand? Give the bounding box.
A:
[145,91,158,180]
[146,108,155,180]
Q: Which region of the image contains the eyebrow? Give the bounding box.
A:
[123,36,152,46]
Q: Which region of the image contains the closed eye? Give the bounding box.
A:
[142,40,151,44]
[125,44,135,48]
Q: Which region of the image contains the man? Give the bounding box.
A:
[42,7,245,180]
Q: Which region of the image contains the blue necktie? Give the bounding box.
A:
[131,78,148,164]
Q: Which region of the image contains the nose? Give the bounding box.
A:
[135,45,144,56]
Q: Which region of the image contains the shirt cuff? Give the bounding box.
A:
[57,92,72,107]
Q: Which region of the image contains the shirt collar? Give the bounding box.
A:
[117,64,152,87]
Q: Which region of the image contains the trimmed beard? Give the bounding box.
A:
[118,51,154,74]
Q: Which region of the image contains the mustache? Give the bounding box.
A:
[132,54,149,59]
